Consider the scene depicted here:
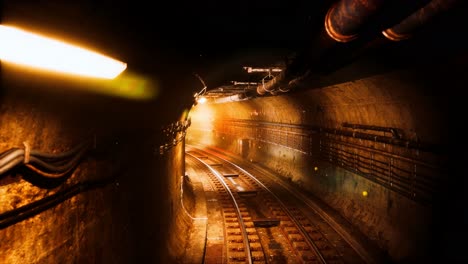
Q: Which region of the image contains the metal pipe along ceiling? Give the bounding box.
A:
[255,0,389,96]
[325,0,387,42]
[253,0,460,97]
[382,0,462,41]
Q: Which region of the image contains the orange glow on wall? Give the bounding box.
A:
[187,103,216,146]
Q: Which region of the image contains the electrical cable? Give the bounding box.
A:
[23,146,88,178]
[0,172,120,229]
[24,164,75,178]
[28,147,88,172]
[31,140,91,160]
[0,148,19,159]
[0,149,24,168]
[0,140,91,178]
[0,156,24,175]
[0,137,122,229]
[193,73,207,94]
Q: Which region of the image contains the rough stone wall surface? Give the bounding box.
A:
[166,141,194,263]
[0,94,132,263]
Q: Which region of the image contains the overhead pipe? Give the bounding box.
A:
[256,71,286,95]
[316,0,463,74]
[342,122,403,139]
[254,0,459,97]
[319,127,444,153]
[255,0,390,96]
[241,67,284,96]
[223,119,445,154]
[382,0,462,41]
[325,0,387,43]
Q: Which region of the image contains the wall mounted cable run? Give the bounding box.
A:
[0,139,91,178]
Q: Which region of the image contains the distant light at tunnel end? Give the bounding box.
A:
[0,25,127,79]
[196,96,207,104]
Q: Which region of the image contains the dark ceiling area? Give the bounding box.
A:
[1,0,467,100]
[2,1,323,80]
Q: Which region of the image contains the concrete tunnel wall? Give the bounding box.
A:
[0,93,130,263]
[0,71,195,263]
[187,59,463,262]
[0,1,199,258]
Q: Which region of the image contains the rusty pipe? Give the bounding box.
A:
[325,0,387,42]
[382,0,462,41]
[256,71,286,95]
[256,0,457,96]
[342,122,402,139]
[256,0,389,95]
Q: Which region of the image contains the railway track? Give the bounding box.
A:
[187,153,264,263]
[186,146,374,264]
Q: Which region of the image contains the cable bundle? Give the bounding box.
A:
[0,140,91,178]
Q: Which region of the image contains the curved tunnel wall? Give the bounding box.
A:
[0,0,198,259]
[188,59,459,262]
[0,92,131,263]
[0,75,193,263]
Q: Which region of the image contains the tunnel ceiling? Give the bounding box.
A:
[2,0,467,101]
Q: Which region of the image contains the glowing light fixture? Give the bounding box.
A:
[0,25,127,79]
[196,96,207,104]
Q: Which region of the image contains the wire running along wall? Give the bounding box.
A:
[212,119,446,205]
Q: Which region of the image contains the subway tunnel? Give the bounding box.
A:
[0,0,467,263]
